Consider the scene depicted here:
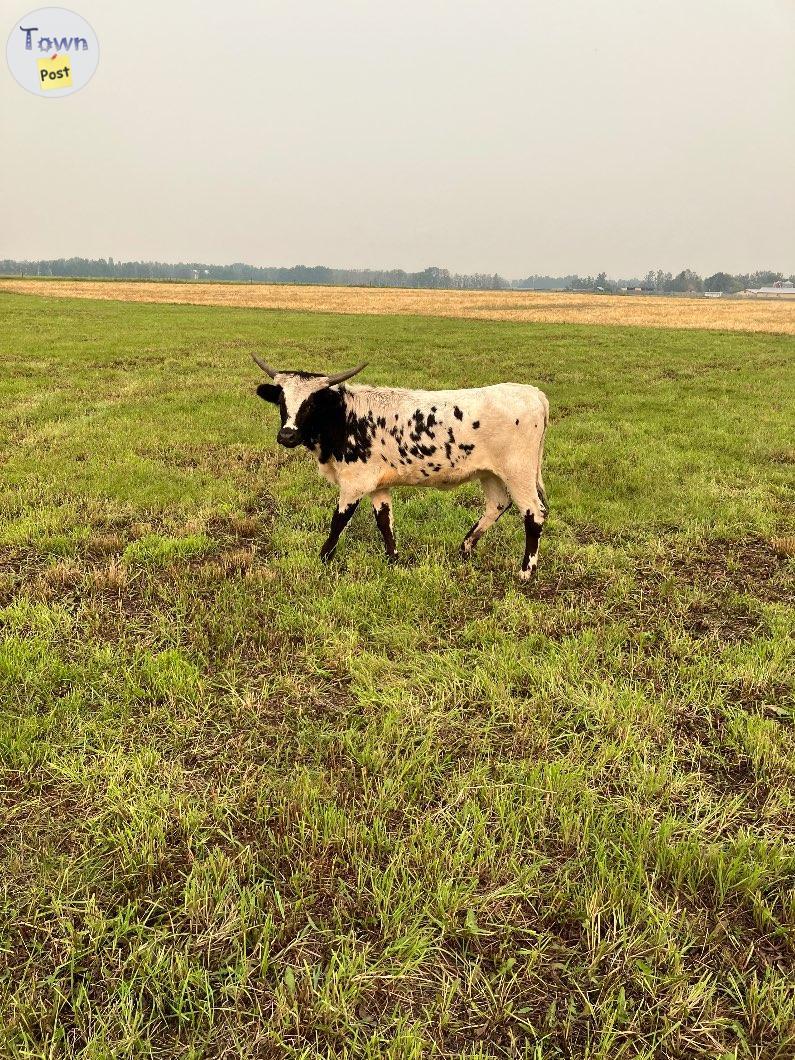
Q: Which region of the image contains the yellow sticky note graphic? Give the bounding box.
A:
[38,54,72,91]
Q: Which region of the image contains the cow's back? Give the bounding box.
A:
[338,382,547,490]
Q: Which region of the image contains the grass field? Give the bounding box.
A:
[1,290,793,1058]
[2,278,795,335]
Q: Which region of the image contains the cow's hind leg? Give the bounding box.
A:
[320,493,361,563]
[506,481,548,580]
[461,474,511,558]
[370,489,398,563]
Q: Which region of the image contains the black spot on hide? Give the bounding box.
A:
[295,385,374,464]
[408,409,440,446]
[343,407,376,463]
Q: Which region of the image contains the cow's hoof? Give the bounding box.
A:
[319,550,335,565]
[518,566,537,582]
[386,552,400,565]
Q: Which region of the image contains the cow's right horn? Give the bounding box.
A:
[325,362,368,386]
[253,355,278,378]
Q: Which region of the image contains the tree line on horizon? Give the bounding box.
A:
[1,258,791,293]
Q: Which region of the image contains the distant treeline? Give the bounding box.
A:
[1,258,792,293]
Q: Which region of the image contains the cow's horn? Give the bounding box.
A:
[325,362,368,386]
[253,355,278,378]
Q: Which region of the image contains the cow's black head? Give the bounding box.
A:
[254,359,367,449]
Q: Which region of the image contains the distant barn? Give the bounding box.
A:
[744,281,795,298]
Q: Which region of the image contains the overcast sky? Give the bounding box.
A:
[2,0,793,277]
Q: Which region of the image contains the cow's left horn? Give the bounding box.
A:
[325,362,368,386]
[253,355,278,378]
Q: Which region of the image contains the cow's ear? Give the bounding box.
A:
[256,383,281,404]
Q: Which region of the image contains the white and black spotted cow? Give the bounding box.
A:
[254,358,549,578]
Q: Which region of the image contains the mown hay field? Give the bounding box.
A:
[1,277,795,334]
[0,290,794,1058]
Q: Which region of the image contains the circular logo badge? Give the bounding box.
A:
[6,7,98,97]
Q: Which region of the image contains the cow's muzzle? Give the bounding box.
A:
[277,426,301,448]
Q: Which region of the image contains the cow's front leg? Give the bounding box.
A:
[370,489,398,563]
[319,494,360,564]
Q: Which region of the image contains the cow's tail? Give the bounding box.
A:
[536,394,549,515]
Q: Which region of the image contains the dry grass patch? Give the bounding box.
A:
[3,278,795,333]
[772,536,795,557]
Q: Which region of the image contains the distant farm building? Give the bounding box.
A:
[743,281,795,298]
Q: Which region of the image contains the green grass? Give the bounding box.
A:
[0,292,793,1059]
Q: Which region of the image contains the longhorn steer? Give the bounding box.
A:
[254,358,549,578]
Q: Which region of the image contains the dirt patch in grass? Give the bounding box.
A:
[555,402,599,421]
[530,569,615,633]
[722,678,794,724]
[529,537,781,646]
[622,535,791,644]
[0,775,102,896]
[669,536,792,604]
[0,499,279,616]
[570,523,626,547]
[150,443,274,477]
[668,707,788,828]
[0,548,50,605]
[681,595,764,644]
[205,510,274,546]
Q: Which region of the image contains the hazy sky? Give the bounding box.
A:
[2,0,793,277]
